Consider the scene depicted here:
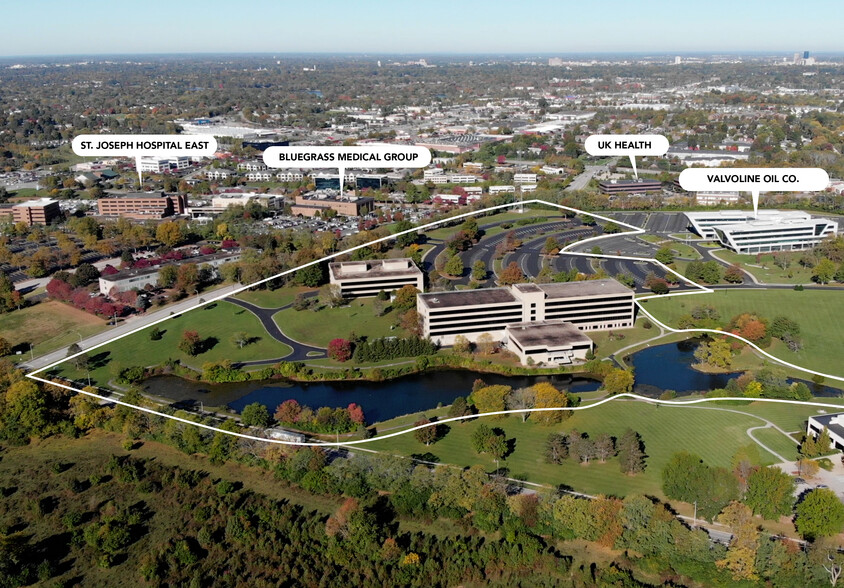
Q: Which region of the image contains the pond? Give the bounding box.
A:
[143,369,602,423]
[142,339,842,424]
[627,339,842,397]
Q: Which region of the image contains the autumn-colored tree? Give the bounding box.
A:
[347,403,365,425]
[475,333,497,355]
[724,264,744,283]
[179,330,202,356]
[392,284,419,312]
[716,501,760,582]
[325,497,359,539]
[155,220,186,248]
[471,385,511,418]
[530,382,570,425]
[399,309,422,336]
[602,368,634,395]
[274,399,302,423]
[452,334,471,354]
[175,263,200,294]
[328,338,352,362]
[499,261,524,285]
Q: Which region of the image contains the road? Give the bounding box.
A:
[225,297,327,364]
[22,283,245,372]
[566,161,616,192]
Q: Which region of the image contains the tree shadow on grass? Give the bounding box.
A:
[200,337,218,353]
[87,351,111,369]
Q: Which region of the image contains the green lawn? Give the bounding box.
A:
[667,242,701,260]
[8,188,52,200]
[0,300,107,358]
[750,426,800,462]
[590,320,661,359]
[642,289,844,376]
[273,298,403,347]
[367,400,779,497]
[714,250,815,284]
[54,301,292,385]
[235,286,314,309]
[739,401,830,432]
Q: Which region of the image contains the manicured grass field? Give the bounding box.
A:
[642,289,844,376]
[750,426,801,462]
[235,286,314,309]
[54,301,292,385]
[667,242,701,260]
[0,300,107,356]
[589,320,661,358]
[714,250,815,284]
[367,400,780,498]
[273,298,403,348]
[739,400,834,432]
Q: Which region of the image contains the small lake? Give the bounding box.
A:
[142,340,843,424]
[628,339,843,397]
[143,370,602,423]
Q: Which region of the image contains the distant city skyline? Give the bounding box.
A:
[1,0,841,57]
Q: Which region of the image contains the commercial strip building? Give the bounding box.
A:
[328,258,424,298]
[598,179,663,195]
[504,320,594,366]
[685,210,838,254]
[694,191,742,206]
[417,278,635,347]
[807,414,844,451]
[290,193,375,218]
[8,198,61,226]
[97,192,188,219]
[97,250,242,295]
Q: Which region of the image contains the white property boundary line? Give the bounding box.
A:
[23,200,844,446]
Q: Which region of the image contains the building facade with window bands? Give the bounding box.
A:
[328,258,424,298]
[504,320,594,366]
[685,210,838,253]
[417,278,634,345]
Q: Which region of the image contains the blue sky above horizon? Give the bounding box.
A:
[2,0,842,57]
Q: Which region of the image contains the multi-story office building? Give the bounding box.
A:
[598,179,663,195]
[504,320,594,366]
[418,278,635,345]
[694,191,741,206]
[291,193,374,217]
[514,173,538,184]
[685,210,838,253]
[328,258,424,298]
[138,156,190,173]
[355,175,384,190]
[97,192,187,219]
[807,413,844,451]
[11,198,61,226]
[489,185,516,194]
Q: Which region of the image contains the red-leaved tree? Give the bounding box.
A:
[327,338,352,362]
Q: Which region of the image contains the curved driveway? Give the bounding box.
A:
[224,297,327,364]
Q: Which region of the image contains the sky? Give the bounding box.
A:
[2,0,842,57]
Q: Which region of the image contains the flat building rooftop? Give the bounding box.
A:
[418,287,517,309]
[506,320,593,348]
